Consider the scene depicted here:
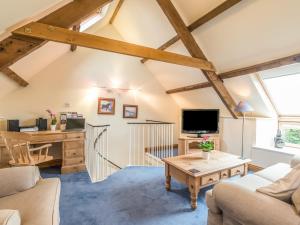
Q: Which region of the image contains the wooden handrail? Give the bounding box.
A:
[92,126,122,170]
[128,120,175,125]
[87,123,110,128]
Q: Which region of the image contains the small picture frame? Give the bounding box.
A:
[123,104,138,119]
[98,98,115,115]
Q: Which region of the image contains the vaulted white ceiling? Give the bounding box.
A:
[114,0,300,117]
[1,0,300,117]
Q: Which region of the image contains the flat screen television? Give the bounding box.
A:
[182,109,219,135]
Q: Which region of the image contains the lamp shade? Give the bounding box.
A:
[235,101,253,113]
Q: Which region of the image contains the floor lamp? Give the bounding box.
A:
[235,101,253,159]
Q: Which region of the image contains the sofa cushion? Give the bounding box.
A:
[255,163,291,182]
[292,187,300,214]
[0,166,40,198]
[257,164,300,202]
[0,210,21,225]
[0,178,61,225]
[213,183,300,225]
[225,174,272,192]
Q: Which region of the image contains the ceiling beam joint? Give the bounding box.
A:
[141,0,242,63]
[166,53,300,94]
[156,0,240,118]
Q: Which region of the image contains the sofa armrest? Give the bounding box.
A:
[0,210,21,225]
[0,166,40,198]
[291,155,300,168]
[214,183,300,225]
[206,190,221,214]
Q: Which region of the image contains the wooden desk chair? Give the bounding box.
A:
[0,131,53,166]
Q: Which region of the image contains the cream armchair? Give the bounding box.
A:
[206,155,300,225]
[0,166,61,225]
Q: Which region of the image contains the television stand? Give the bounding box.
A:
[187,134,204,138]
[178,135,220,155]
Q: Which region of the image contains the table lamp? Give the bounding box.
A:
[235,101,253,159]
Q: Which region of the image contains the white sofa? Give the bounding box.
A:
[0,166,61,225]
[206,155,300,225]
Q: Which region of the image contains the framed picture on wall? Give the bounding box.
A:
[123,104,138,119]
[98,98,115,115]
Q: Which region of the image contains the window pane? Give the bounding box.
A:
[263,74,300,116]
[282,124,300,146]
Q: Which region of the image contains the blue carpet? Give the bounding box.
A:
[41,166,212,225]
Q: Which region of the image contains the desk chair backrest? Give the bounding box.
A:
[0,131,52,166]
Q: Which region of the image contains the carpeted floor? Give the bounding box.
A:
[41,166,212,225]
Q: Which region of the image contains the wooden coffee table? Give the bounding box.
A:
[162,151,251,209]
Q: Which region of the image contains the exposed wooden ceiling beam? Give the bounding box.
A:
[70,24,81,52]
[141,0,241,63]
[0,67,28,87]
[219,53,300,79]
[13,22,215,71]
[156,0,239,118]
[0,0,112,72]
[166,53,300,94]
[166,82,211,94]
[109,0,125,24]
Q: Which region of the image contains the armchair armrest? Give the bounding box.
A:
[0,210,21,225]
[213,183,300,225]
[291,155,300,168]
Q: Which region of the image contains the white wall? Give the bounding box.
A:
[252,147,294,168]
[220,117,256,159]
[0,25,180,167]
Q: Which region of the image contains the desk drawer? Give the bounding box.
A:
[230,165,244,176]
[220,170,229,179]
[64,141,84,150]
[31,134,65,142]
[64,157,84,166]
[65,149,84,158]
[201,173,220,186]
[65,133,84,140]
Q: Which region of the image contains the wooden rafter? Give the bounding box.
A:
[141,0,241,63]
[166,53,300,94]
[156,0,239,118]
[0,67,28,87]
[13,22,215,71]
[109,0,125,24]
[0,0,112,77]
[70,24,81,52]
[166,82,211,94]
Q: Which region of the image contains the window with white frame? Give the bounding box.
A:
[260,63,300,148]
[80,4,111,32]
[279,122,300,148]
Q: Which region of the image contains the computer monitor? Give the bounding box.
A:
[66,118,85,130]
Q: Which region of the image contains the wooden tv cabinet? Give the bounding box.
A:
[178,135,220,155]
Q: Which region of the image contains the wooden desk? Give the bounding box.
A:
[178,136,220,155]
[0,130,86,174]
[163,151,251,209]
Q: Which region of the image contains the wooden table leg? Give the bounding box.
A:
[243,163,249,176]
[188,177,200,209]
[165,164,171,191]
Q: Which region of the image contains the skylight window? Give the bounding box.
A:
[80,3,110,32]
[261,64,300,116]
